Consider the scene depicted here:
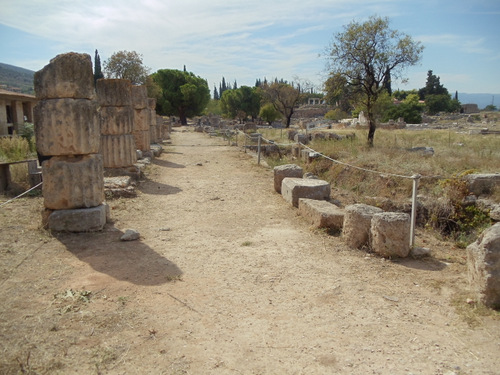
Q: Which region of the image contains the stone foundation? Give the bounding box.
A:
[298,198,344,231]
[273,164,303,193]
[342,204,383,249]
[281,177,330,208]
[370,212,411,257]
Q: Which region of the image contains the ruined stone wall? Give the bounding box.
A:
[131,85,150,152]
[34,53,106,231]
[96,79,137,168]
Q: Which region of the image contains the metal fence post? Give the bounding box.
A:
[410,174,421,248]
[257,134,262,165]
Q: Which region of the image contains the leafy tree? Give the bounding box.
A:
[326,16,423,145]
[260,82,302,128]
[259,103,282,125]
[103,50,150,85]
[220,86,261,122]
[153,69,210,125]
[93,49,104,85]
[213,86,219,100]
[324,72,357,113]
[383,93,424,123]
[483,104,498,111]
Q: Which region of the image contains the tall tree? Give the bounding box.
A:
[103,50,150,85]
[220,86,261,122]
[153,69,210,125]
[260,82,302,128]
[326,16,423,145]
[93,49,104,85]
[213,86,219,100]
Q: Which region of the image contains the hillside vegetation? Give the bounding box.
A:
[0,62,35,94]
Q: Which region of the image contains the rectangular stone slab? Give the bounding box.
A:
[48,204,108,232]
[281,177,330,207]
[298,198,344,230]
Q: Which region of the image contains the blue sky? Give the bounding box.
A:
[1,0,499,95]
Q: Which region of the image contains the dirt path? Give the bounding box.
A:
[0,128,499,375]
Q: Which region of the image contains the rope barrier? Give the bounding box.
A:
[0,181,43,208]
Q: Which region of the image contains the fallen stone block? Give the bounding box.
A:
[48,204,108,232]
[342,204,383,249]
[464,173,500,196]
[467,222,500,309]
[273,164,303,193]
[281,177,330,208]
[298,198,344,231]
[370,212,411,258]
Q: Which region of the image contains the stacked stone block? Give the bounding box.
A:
[342,204,383,249]
[131,85,150,152]
[148,98,158,143]
[34,52,106,232]
[96,79,137,168]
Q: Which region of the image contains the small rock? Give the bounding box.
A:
[159,227,171,232]
[410,247,431,258]
[120,229,140,241]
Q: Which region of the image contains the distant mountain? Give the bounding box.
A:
[457,93,499,110]
[0,63,35,95]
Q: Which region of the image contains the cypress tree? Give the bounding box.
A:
[94,49,104,85]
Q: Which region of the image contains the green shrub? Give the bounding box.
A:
[0,136,32,162]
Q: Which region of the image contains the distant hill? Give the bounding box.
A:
[0,63,35,95]
[458,93,499,110]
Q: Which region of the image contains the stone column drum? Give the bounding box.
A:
[96,79,137,168]
[131,85,150,152]
[34,52,107,232]
[148,98,158,143]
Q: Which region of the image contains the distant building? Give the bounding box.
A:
[0,89,37,136]
[461,103,479,114]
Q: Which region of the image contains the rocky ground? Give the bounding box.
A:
[0,128,499,375]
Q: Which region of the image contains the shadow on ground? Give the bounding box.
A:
[55,226,183,286]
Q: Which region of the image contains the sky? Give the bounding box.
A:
[1,0,499,96]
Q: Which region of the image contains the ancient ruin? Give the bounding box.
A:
[131,85,150,152]
[34,52,107,232]
[96,79,137,169]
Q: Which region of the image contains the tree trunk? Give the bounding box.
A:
[179,110,187,125]
[367,119,376,147]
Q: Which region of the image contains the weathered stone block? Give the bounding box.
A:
[464,173,500,196]
[134,108,150,131]
[273,164,303,193]
[99,105,134,135]
[467,223,500,309]
[34,53,95,100]
[34,98,99,156]
[148,98,156,110]
[294,133,308,144]
[42,154,104,209]
[131,85,148,109]
[133,129,151,152]
[281,177,330,208]
[48,204,108,232]
[370,212,411,258]
[96,79,132,106]
[342,204,383,249]
[101,134,137,168]
[298,198,345,230]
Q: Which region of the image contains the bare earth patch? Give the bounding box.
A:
[0,128,499,374]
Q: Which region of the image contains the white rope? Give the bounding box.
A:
[0,181,43,208]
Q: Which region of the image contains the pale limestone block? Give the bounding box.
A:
[34,98,99,156]
[273,164,303,193]
[370,212,411,258]
[464,173,500,196]
[34,53,95,100]
[96,79,132,107]
[42,154,104,209]
[48,204,108,232]
[99,105,134,135]
[100,134,137,168]
[131,85,148,109]
[467,223,500,308]
[298,198,345,231]
[342,204,383,249]
[281,177,330,208]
